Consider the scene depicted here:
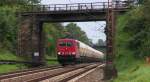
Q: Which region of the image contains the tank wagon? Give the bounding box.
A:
[56,39,104,65]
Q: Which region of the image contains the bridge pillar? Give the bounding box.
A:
[18,16,33,57]
[18,15,45,65]
[31,17,45,65]
[104,1,118,80]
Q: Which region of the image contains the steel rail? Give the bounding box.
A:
[0,65,62,80]
[26,63,98,82]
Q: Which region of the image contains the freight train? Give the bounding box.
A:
[56,39,104,65]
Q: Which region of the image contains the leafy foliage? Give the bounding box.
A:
[44,23,65,56]
[96,39,105,46]
[0,6,18,52]
[138,0,146,4]
[114,1,150,81]
[0,0,40,6]
[64,23,90,45]
[0,0,40,52]
[117,2,150,58]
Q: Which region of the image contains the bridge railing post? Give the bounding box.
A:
[78,3,81,10]
[49,5,51,11]
[66,4,68,11]
[54,4,56,11]
[103,2,105,9]
[42,5,45,12]
[70,6,72,11]
[91,3,93,10]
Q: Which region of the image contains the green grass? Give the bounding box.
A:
[45,55,59,65]
[113,47,150,82]
[45,55,57,60]
[0,51,59,73]
[0,64,27,74]
[46,60,59,65]
[0,50,27,73]
[0,53,58,73]
[113,62,150,82]
[0,50,24,61]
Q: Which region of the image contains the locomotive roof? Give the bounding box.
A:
[58,38,104,57]
[58,39,103,54]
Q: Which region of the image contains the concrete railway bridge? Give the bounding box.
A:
[17,0,133,79]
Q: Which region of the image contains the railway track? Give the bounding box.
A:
[0,65,62,79]
[40,63,105,82]
[0,63,104,82]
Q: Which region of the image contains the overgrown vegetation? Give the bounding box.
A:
[114,0,150,81]
[0,0,91,73]
[0,50,24,61]
[0,0,42,74]
[0,6,18,52]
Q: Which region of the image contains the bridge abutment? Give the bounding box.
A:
[18,15,45,65]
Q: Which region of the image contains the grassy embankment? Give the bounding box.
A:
[0,50,58,73]
[0,50,27,73]
[45,55,59,65]
[113,11,150,82]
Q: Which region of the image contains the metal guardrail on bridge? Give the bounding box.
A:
[20,1,130,12]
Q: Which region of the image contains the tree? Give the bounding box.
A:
[137,0,146,4]
[0,6,18,52]
[0,0,40,6]
[0,0,41,52]
[44,23,65,56]
[118,0,150,58]
[97,39,105,46]
[64,23,90,45]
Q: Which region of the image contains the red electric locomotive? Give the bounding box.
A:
[56,39,104,65]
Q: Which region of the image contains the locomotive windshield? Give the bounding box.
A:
[67,42,73,47]
[59,41,73,47]
[59,42,66,46]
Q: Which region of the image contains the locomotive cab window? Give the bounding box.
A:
[67,42,73,47]
[59,42,66,46]
[59,41,73,47]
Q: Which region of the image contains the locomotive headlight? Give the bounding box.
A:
[72,52,76,55]
[58,52,61,55]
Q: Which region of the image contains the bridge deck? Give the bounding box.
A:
[19,1,130,22]
[21,2,128,12]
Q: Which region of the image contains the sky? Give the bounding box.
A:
[63,22,106,43]
[41,0,107,43]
